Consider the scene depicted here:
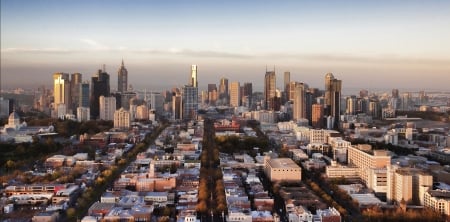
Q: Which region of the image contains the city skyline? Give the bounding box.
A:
[1,1,450,91]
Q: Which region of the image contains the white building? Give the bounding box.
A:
[264,156,301,182]
[77,107,90,122]
[99,96,116,121]
[114,108,130,129]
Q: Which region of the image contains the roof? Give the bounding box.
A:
[268,158,300,169]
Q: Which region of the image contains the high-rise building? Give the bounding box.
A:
[242,82,253,108]
[392,89,399,98]
[172,88,182,120]
[77,107,90,122]
[347,145,390,186]
[99,96,116,121]
[293,82,307,121]
[219,77,229,105]
[229,82,240,107]
[70,73,82,114]
[182,85,198,120]
[284,71,290,102]
[369,100,380,119]
[150,92,165,114]
[136,105,149,120]
[264,70,276,110]
[120,91,137,110]
[79,82,90,108]
[360,89,369,98]
[312,104,324,128]
[324,73,342,128]
[0,98,10,117]
[357,98,369,114]
[346,96,357,115]
[91,69,110,119]
[114,108,131,129]
[191,65,198,88]
[182,65,198,120]
[53,72,70,114]
[207,84,217,105]
[118,59,128,93]
[387,167,433,205]
[305,89,314,125]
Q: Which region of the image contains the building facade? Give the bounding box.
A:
[114,108,131,129]
[229,81,240,107]
[53,72,70,115]
[324,73,342,128]
[264,71,276,110]
[347,145,391,186]
[99,96,116,121]
[264,157,301,182]
[118,59,128,93]
[91,69,110,119]
[293,82,307,121]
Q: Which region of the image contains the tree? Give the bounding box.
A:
[66,207,76,219]
[5,160,16,172]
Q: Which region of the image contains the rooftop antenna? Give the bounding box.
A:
[265,65,267,73]
[102,64,106,72]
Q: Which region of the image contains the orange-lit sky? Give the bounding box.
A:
[1,0,450,91]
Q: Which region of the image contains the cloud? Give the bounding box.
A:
[1,47,80,54]
[80,38,109,50]
[2,45,449,69]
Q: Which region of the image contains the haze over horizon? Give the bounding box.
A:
[1,0,450,91]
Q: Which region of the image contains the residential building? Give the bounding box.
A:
[99,96,116,121]
[114,108,131,129]
[347,145,391,186]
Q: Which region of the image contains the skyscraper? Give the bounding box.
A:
[91,69,110,119]
[207,84,217,105]
[79,81,90,108]
[346,96,357,115]
[99,96,116,121]
[53,72,70,114]
[293,82,307,121]
[118,59,128,93]
[324,73,342,128]
[182,86,198,120]
[172,88,182,120]
[288,81,297,103]
[219,77,229,105]
[242,82,253,108]
[312,104,324,129]
[264,70,276,110]
[70,73,82,114]
[191,65,198,88]
[284,71,290,102]
[182,65,198,120]
[229,81,240,107]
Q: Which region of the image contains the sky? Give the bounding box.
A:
[1,0,450,92]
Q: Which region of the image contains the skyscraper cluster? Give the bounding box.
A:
[50,61,349,129]
[52,61,134,123]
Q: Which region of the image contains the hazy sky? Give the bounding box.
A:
[1,0,450,91]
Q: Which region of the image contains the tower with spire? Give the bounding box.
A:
[118,59,128,93]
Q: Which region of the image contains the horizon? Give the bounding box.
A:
[1,1,450,91]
